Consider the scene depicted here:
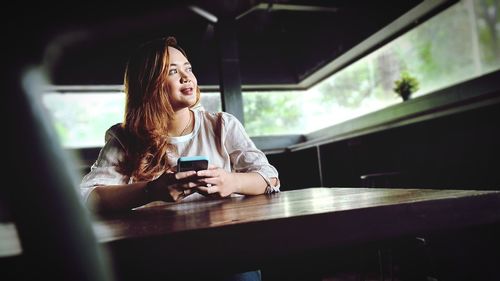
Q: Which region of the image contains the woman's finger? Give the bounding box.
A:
[198,185,216,194]
[177,182,198,198]
[175,170,197,180]
[197,169,219,178]
[197,177,215,186]
[181,188,191,196]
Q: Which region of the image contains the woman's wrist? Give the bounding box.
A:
[143,180,156,202]
[144,173,178,203]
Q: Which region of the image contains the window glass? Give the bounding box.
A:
[242,0,500,136]
[42,93,125,148]
[42,91,221,148]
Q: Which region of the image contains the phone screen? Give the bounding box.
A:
[177,156,209,172]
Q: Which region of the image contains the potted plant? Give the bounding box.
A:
[393,72,419,101]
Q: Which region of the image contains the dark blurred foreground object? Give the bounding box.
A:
[3,66,114,280]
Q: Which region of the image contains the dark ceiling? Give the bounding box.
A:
[11,0,432,89]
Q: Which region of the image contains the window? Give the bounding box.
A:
[242,0,500,136]
[44,0,499,145]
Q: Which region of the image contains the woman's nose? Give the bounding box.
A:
[180,74,190,83]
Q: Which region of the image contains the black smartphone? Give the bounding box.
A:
[177,156,209,172]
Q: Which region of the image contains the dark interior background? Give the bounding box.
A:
[8,0,427,88]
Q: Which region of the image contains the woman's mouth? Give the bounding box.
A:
[180,87,193,95]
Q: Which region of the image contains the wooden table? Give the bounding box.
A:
[91,187,500,279]
[3,187,500,280]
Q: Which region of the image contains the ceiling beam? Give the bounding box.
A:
[236,3,338,20]
[189,5,218,23]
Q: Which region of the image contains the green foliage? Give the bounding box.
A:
[244,91,302,136]
[393,72,420,101]
[318,61,374,108]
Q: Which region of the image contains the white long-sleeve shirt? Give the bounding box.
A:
[80,109,280,202]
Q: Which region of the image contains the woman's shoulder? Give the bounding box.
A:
[196,109,237,122]
[104,123,129,150]
[104,123,125,141]
[196,110,241,129]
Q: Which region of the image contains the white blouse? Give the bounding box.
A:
[80,109,280,202]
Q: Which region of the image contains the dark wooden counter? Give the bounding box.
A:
[3,187,500,280]
[91,187,500,279]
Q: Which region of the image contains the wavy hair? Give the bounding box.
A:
[119,37,201,182]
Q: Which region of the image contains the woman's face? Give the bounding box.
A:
[165,46,198,111]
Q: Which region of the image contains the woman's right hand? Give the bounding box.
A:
[146,170,200,202]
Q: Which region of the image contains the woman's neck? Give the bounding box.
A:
[169,109,192,137]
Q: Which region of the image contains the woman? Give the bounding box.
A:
[80,36,280,213]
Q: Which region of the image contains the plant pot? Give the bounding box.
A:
[400,91,411,101]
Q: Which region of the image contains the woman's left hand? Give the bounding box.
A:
[195,165,236,197]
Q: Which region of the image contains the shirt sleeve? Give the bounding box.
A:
[80,125,130,202]
[221,113,280,193]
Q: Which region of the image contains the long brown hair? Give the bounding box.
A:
[120,37,201,182]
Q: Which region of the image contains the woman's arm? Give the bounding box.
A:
[216,113,280,196]
[86,170,199,213]
[196,168,278,197]
[87,182,149,212]
[232,172,279,195]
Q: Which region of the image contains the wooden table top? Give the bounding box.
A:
[88,188,500,273]
[94,187,500,243]
[3,187,500,277]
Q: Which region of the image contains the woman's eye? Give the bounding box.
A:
[168,69,178,75]
[186,67,192,73]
